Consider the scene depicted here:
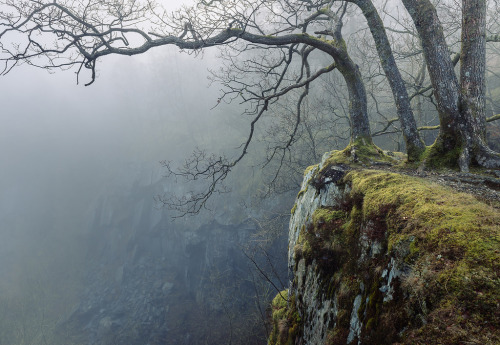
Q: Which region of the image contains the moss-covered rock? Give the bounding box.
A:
[320,139,395,168]
[279,149,500,345]
[349,169,499,343]
[268,290,302,345]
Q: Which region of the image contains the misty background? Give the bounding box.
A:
[0,48,221,277]
[0,41,289,344]
[2,1,500,344]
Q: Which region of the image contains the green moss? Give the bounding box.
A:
[357,294,366,320]
[294,161,498,343]
[342,205,362,263]
[359,277,385,340]
[312,208,346,224]
[294,224,314,264]
[408,239,419,256]
[304,164,319,177]
[344,169,500,343]
[326,274,341,299]
[347,170,499,259]
[271,290,288,318]
[365,317,376,331]
[268,291,302,345]
[291,203,297,216]
[298,207,354,271]
[420,140,462,170]
[320,138,394,171]
[297,186,308,199]
[301,239,312,261]
[294,165,318,200]
[386,150,408,161]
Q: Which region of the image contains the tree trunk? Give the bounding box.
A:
[460,0,500,169]
[353,0,425,161]
[335,51,372,144]
[401,0,499,170]
[461,0,486,130]
[414,61,427,143]
[234,30,373,145]
[401,0,462,138]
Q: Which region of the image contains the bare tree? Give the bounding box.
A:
[0,0,499,213]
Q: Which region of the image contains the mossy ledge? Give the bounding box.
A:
[321,138,396,168]
[279,151,500,345]
[268,290,302,345]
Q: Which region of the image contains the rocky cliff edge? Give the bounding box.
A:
[269,149,500,345]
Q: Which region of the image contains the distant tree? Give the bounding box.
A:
[0,0,499,212]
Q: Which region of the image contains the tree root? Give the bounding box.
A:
[474,144,500,170]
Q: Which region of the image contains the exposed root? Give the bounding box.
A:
[474,143,500,169]
[419,137,500,173]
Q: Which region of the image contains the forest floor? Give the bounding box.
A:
[414,170,500,209]
[369,158,500,209]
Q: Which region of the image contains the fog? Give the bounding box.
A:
[0,2,294,344]
[0,33,277,343]
[4,1,500,344]
[0,41,248,223]
[0,49,226,233]
[0,2,409,343]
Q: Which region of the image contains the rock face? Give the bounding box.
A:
[272,151,500,345]
[58,168,288,345]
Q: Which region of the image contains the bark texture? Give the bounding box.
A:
[461,0,487,131]
[402,0,500,170]
[354,0,425,160]
[334,45,372,142]
[401,0,462,138]
[459,0,500,169]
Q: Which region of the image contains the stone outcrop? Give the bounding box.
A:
[270,150,500,345]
